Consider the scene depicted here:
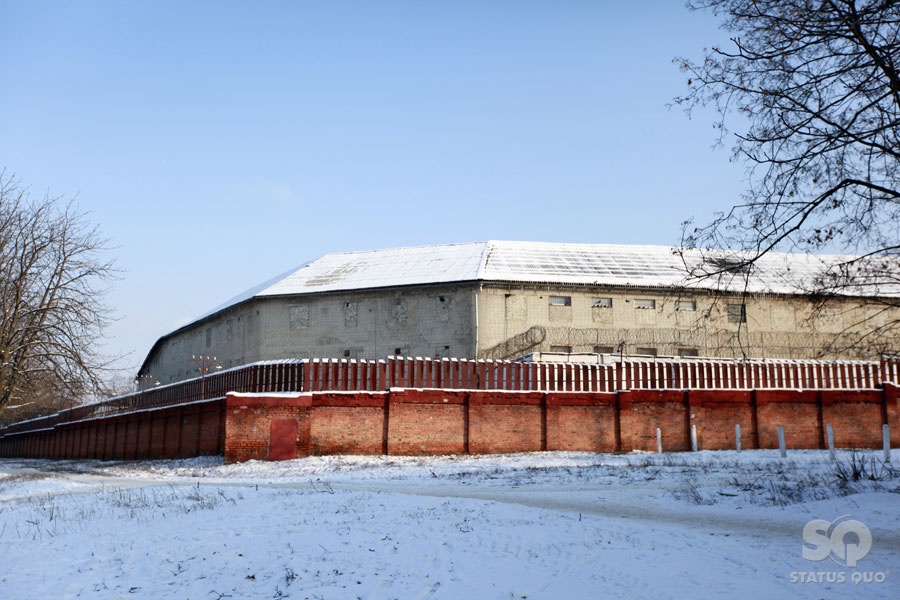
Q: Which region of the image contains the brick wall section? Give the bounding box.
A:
[224,393,311,463]
[756,390,822,449]
[623,390,690,452]
[311,392,387,455]
[387,389,468,455]
[690,390,755,451]
[468,392,544,454]
[886,384,900,446]
[821,390,885,448]
[2,387,898,461]
[545,392,618,452]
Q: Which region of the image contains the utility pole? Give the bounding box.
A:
[191,355,221,399]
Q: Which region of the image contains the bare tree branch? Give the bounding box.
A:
[0,171,117,418]
[674,0,900,356]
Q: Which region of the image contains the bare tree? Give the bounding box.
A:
[0,172,116,419]
[673,0,900,356]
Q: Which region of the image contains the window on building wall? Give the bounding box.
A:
[343,302,358,327]
[633,299,656,310]
[593,345,615,353]
[678,348,699,357]
[592,297,613,308]
[727,303,747,323]
[549,295,572,306]
[636,347,657,356]
[675,300,696,311]
[550,345,572,353]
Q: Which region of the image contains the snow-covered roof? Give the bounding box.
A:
[261,241,487,296]
[197,240,891,323]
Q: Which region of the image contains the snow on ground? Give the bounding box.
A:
[0,449,897,599]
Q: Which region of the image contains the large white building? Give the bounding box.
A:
[139,241,900,385]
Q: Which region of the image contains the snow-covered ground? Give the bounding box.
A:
[0,449,896,599]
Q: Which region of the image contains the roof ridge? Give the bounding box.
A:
[476,241,494,279]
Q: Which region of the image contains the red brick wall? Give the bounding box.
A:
[623,390,690,452]
[310,392,386,455]
[821,390,885,448]
[887,384,900,446]
[0,386,895,462]
[387,389,467,455]
[691,390,755,451]
[545,392,618,452]
[756,390,822,449]
[225,393,311,463]
[468,392,544,454]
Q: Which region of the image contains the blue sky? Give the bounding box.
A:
[1,1,746,379]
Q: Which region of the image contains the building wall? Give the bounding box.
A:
[142,304,263,385]
[142,280,897,385]
[475,284,891,360]
[256,285,477,362]
[144,285,478,385]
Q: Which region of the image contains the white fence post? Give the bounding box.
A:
[777,425,787,458]
[735,424,742,452]
[691,424,698,452]
[656,428,662,454]
[826,424,835,461]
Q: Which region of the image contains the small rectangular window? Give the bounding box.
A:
[727,303,747,323]
[550,345,572,353]
[592,297,613,308]
[593,345,615,353]
[675,300,696,311]
[549,295,572,306]
[636,347,658,356]
[634,299,656,310]
[678,348,699,357]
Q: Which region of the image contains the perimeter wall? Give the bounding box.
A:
[0,357,897,462]
[224,384,900,463]
[0,400,225,461]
